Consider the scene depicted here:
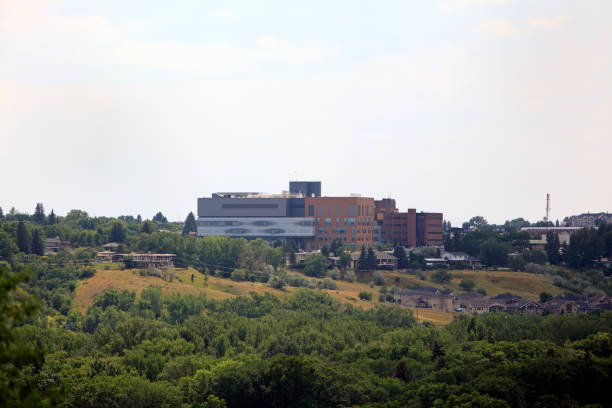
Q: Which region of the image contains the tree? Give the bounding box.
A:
[0,231,17,261]
[47,209,56,225]
[321,244,329,257]
[372,271,385,286]
[469,216,489,230]
[392,361,413,383]
[0,262,56,406]
[33,203,45,224]
[357,246,367,270]
[0,207,3,220]
[141,220,154,234]
[152,212,168,223]
[459,279,476,291]
[431,269,453,284]
[182,212,197,235]
[304,254,328,277]
[479,239,509,267]
[367,247,377,270]
[16,220,30,253]
[338,252,353,270]
[545,231,561,265]
[540,292,553,303]
[110,221,127,243]
[31,229,44,256]
[393,245,409,269]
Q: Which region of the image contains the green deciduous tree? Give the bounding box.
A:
[110,221,127,243]
[304,254,328,278]
[431,269,453,284]
[0,232,17,262]
[479,239,509,267]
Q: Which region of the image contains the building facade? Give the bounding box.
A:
[304,196,375,250]
[374,200,443,248]
[568,212,612,228]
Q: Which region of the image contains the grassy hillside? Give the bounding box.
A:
[74,265,563,327]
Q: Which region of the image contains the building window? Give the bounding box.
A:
[308,205,314,216]
[318,205,324,217]
[348,205,356,216]
[337,206,343,217]
[325,218,331,226]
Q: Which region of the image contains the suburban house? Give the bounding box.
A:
[374,251,398,270]
[45,236,71,254]
[395,286,455,312]
[103,242,121,251]
[96,250,176,268]
[442,252,481,268]
[543,298,581,314]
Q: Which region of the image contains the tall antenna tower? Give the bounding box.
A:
[544,193,551,224]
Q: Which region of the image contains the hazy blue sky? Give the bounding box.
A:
[1,0,610,225]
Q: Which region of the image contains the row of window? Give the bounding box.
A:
[307,204,375,218]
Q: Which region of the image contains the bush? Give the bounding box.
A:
[304,254,328,278]
[459,279,475,291]
[328,268,340,280]
[231,269,246,281]
[431,269,453,284]
[417,270,427,280]
[321,278,337,290]
[344,270,356,282]
[268,275,285,289]
[372,271,385,286]
[477,286,487,296]
[358,291,372,301]
[79,267,96,279]
[378,293,386,302]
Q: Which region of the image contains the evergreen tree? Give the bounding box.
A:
[16,221,30,253]
[545,231,561,265]
[0,206,3,220]
[357,246,367,270]
[182,212,197,235]
[136,214,142,223]
[31,229,44,256]
[367,247,377,270]
[47,209,56,225]
[393,245,409,269]
[321,244,329,257]
[392,361,412,383]
[110,221,127,243]
[33,203,45,224]
[152,212,168,223]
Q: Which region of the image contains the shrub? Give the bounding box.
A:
[304,254,328,277]
[358,291,372,301]
[328,268,340,280]
[344,270,356,282]
[231,269,246,281]
[477,286,487,296]
[321,278,338,290]
[268,275,285,289]
[372,271,385,286]
[431,269,453,284]
[416,270,427,280]
[379,293,386,302]
[79,267,96,279]
[459,279,476,291]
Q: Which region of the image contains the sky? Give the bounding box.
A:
[1,0,611,225]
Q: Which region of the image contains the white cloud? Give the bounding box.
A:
[477,16,570,36]
[441,0,508,12]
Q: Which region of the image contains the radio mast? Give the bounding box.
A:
[544,193,551,224]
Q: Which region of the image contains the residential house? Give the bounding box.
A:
[395,286,455,312]
[442,252,481,268]
[45,236,71,254]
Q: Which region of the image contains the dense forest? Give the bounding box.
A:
[1,205,612,407]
